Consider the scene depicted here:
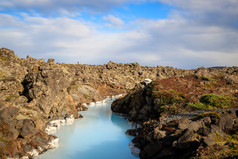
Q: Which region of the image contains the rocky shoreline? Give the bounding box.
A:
[112,74,238,158]
[0,47,237,158]
[45,94,123,135]
[0,48,125,158]
[37,95,122,158]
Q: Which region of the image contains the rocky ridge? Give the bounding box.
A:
[0,47,238,158]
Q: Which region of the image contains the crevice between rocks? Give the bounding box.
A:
[21,77,33,103]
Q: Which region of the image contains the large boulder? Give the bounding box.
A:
[22,64,79,119]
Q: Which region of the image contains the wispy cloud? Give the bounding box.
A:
[103,15,125,28]
[159,0,238,29]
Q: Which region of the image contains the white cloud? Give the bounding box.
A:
[0,0,238,69]
[1,12,238,69]
[159,0,238,30]
[103,15,125,28]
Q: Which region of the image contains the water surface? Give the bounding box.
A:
[39,100,139,159]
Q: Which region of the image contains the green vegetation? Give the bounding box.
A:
[0,136,13,159]
[5,95,19,102]
[204,83,214,88]
[188,102,207,110]
[203,76,216,82]
[194,112,220,120]
[153,89,184,106]
[153,89,186,114]
[188,94,234,110]
[211,131,238,158]
[200,94,234,108]
[0,56,7,61]
[84,94,92,99]
[187,94,235,111]
[158,105,177,113]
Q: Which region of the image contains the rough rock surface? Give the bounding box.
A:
[127,109,238,159]
[112,74,238,158]
[112,75,238,122]
[1,47,238,158]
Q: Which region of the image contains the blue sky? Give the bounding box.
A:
[0,0,238,69]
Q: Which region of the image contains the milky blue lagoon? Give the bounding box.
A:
[38,100,139,159]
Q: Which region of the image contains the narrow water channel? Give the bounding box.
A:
[38,99,139,159]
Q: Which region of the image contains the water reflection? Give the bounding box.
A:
[38,100,139,159]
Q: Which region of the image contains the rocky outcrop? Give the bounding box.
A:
[112,75,238,122]
[0,47,238,158]
[128,109,238,159]
[112,75,238,158]
[22,64,80,119]
[0,48,123,158]
[111,85,157,122]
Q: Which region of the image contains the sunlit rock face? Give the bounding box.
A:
[0,47,237,158]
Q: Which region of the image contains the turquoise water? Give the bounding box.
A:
[39,100,139,159]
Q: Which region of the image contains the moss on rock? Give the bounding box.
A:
[200,94,234,109]
[195,112,220,120]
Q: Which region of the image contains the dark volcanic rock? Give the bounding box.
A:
[0,47,238,158]
[129,109,238,159]
[112,74,238,158]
